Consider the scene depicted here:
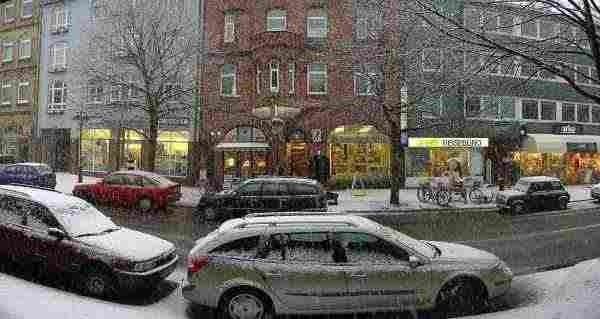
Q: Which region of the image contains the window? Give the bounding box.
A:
[540,101,556,120]
[21,0,32,18]
[103,174,126,185]
[18,39,30,59]
[256,65,261,94]
[221,64,237,96]
[592,106,600,123]
[27,204,60,232]
[49,80,67,109]
[1,81,11,105]
[522,100,538,120]
[49,6,69,32]
[17,82,29,104]
[419,95,442,117]
[355,68,378,96]
[87,83,104,103]
[422,49,441,71]
[262,182,285,196]
[4,2,14,23]
[335,232,409,263]
[562,103,575,121]
[224,13,235,43]
[50,43,68,70]
[284,232,334,263]
[238,182,262,196]
[270,62,279,93]
[520,17,538,38]
[289,183,318,195]
[267,9,286,31]
[2,42,12,62]
[307,63,327,95]
[210,236,260,259]
[356,17,367,39]
[307,9,328,38]
[578,104,590,122]
[288,63,295,94]
[110,84,123,102]
[0,195,26,225]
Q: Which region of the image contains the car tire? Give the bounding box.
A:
[201,206,217,223]
[80,266,115,298]
[469,188,484,204]
[558,197,568,210]
[137,197,154,213]
[218,289,274,319]
[435,277,487,317]
[511,202,526,215]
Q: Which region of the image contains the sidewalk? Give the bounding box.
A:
[55,172,595,211]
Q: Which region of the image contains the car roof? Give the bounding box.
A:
[519,176,561,182]
[246,177,319,184]
[111,170,161,177]
[217,213,382,234]
[10,162,50,167]
[0,185,82,209]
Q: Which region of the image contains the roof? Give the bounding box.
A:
[519,176,561,182]
[218,213,381,233]
[0,185,83,209]
[246,176,318,184]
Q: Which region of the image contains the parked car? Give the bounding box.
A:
[496,176,570,215]
[590,183,600,202]
[0,154,15,169]
[72,170,182,212]
[195,177,328,222]
[183,212,513,318]
[0,163,56,189]
[0,185,178,297]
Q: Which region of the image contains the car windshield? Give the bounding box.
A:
[35,165,52,174]
[514,181,530,193]
[382,226,436,258]
[51,200,119,237]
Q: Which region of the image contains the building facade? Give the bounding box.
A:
[0,0,38,162]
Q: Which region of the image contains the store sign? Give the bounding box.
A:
[408,138,489,148]
[555,124,580,135]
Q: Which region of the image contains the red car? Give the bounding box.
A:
[73,170,182,212]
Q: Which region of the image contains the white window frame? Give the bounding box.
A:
[221,64,237,97]
[21,0,32,18]
[356,17,368,40]
[18,39,30,59]
[4,2,14,23]
[50,43,67,70]
[2,42,13,63]
[354,71,377,96]
[110,84,122,102]
[517,98,599,125]
[270,62,279,93]
[307,63,327,95]
[288,62,295,94]
[88,83,104,104]
[307,13,327,38]
[256,65,261,94]
[17,81,29,104]
[267,9,287,32]
[1,81,11,105]
[520,99,540,120]
[224,14,235,43]
[518,16,539,39]
[422,49,442,72]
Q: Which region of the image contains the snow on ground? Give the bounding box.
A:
[3,259,600,319]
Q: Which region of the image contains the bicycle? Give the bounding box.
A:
[417,181,434,203]
[468,181,496,204]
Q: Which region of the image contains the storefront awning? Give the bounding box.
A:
[215,142,271,151]
[523,134,600,153]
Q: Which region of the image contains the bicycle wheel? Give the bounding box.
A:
[469,188,484,204]
[417,187,426,202]
[436,190,451,206]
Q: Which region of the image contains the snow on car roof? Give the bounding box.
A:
[0,185,84,208]
[219,213,382,233]
[519,176,561,182]
[9,162,50,167]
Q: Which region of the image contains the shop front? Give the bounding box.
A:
[516,129,600,184]
[81,129,112,174]
[406,138,487,188]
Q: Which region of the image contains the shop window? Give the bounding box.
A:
[81,129,111,173]
[156,131,189,177]
[577,104,590,122]
[522,100,539,120]
[267,9,286,32]
[328,125,391,177]
[541,101,556,120]
[562,103,575,121]
[592,106,600,123]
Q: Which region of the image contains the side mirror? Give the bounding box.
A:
[409,255,422,268]
[48,227,66,240]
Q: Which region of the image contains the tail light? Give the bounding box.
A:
[188,255,209,273]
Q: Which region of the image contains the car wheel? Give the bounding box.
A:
[436,277,487,317]
[201,206,217,223]
[137,197,154,213]
[80,266,115,298]
[219,289,274,319]
[469,188,484,204]
[558,197,568,210]
[511,202,526,215]
[436,190,451,206]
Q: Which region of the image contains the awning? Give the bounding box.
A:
[523,134,600,153]
[215,142,271,151]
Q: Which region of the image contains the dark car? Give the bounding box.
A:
[496,176,570,215]
[0,185,178,297]
[0,163,56,189]
[195,177,329,222]
[73,170,182,213]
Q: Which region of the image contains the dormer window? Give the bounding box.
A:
[267,9,287,32]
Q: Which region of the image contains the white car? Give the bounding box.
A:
[183,212,513,318]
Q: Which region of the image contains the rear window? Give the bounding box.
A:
[289,183,318,196]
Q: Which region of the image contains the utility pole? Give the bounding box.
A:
[76,108,87,183]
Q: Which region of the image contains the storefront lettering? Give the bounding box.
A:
[408,138,489,148]
[559,125,577,134]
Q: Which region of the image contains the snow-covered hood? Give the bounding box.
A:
[430,241,499,263]
[76,227,174,262]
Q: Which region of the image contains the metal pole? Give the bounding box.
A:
[78,110,83,183]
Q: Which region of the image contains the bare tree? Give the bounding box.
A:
[73,0,201,172]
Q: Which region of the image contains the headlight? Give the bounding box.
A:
[134,260,156,272]
[494,261,513,277]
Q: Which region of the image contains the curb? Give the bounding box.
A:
[344,206,499,216]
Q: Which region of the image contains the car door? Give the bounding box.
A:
[21,166,36,185]
[288,183,319,211]
[0,166,9,184]
[528,182,547,211]
[261,181,282,212]
[337,232,430,312]
[253,232,352,311]
[0,194,29,261]
[235,181,263,217]
[2,165,18,184]
[99,174,127,206]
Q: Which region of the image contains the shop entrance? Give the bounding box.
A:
[328,125,391,177]
[217,127,270,189]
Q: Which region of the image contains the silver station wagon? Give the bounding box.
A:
[183,213,513,318]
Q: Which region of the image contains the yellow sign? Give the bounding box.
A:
[408,138,489,148]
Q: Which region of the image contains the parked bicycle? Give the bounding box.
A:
[468,180,496,204]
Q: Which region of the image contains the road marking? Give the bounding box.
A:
[461,222,600,244]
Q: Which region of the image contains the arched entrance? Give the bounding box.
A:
[328,125,391,177]
[216,126,270,189]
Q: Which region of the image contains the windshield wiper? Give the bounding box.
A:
[100,227,121,234]
[425,242,441,257]
[76,232,102,238]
